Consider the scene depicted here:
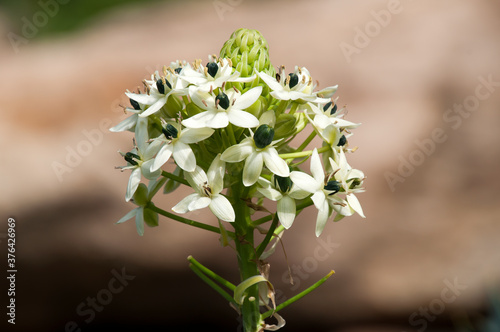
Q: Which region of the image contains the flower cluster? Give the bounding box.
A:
[112,30,365,238]
[111,30,365,236]
[111,28,366,332]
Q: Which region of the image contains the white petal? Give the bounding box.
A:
[188,196,211,211]
[126,168,141,202]
[205,111,229,129]
[347,194,365,218]
[232,86,263,110]
[141,159,161,180]
[207,154,225,194]
[135,117,149,152]
[209,195,235,222]
[316,85,338,98]
[180,127,214,144]
[310,149,325,184]
[182,111,214,129]
[116,208,138,224]
[143,139,162,160]
[125,92,157,105]
[152,144,173,172]
[109,115,137,132]
[172,193,202,213]
[139,96,168,117]
[315,200,330,237]
[185,166,208,193]
[256,187,282,201]
[277,195,296,229]
[227,109,259,128]
[173,141,196,172]
[188,87,212,109]
[270,90,291,101]
[135,207,145,236]
[262,148,289,177]
[243,152,263,187]
[289,171,319,193]
[221,138,254,162]
[257,71,283,92]
[311,191,326,210]
[288,186,311,200]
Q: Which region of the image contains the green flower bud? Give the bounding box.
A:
[244,96,265,119]
[164,167,183,194]
[324,180,341,195]
[186,101,204,117]
[274,113,297,140]
[162,124,178,140]
[143,208,159,227]
[133,183,149,206]
[349,178,362,190]
[254,124,274,149]
[273,174,292,193]
[162,95,183,118]
[219,28,275,93]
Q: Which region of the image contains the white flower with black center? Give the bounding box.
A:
[257,175,310,229]
[327,150,365,219]
[150,122,214,173]
[182,86,261,129]
[172,155,235,222]
[126,69,188,118]
[306,102,360,130]
[221,124,289,187]
[116,138,162,202]
[180,56,256,92]
[257,66,329,103]
[289,148,341,237]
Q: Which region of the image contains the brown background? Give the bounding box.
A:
[1,0,499,331]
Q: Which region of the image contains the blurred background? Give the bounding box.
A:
[1,0,500,331]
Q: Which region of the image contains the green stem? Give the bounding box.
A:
[295,131,317,153]
[288,102,299,115]
[189,264,237,306]
[279,145,330,160]
[275,100,289,117]
[188,256,236,291]
[231,182,262,332]
[161,170,189,187]
[148,203,234,237]
[261,270,335,319]
[255,214,278,259]
[226,123,238,146]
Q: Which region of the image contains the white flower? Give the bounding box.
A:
[257,66,329,103]
[257,176,309,229]
[109,96,146,133]
[327,150,365,219]
[172,155,235,222]
[289,148,337,237]
[117,139,162,202]
[221,125,289,187]
[150,122,214,172]
[180,57,255,92]
[306,102,360,130]
[182,86,261,129]
[126,69,188,118]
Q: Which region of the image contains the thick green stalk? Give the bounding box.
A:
[231,181,262,332]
